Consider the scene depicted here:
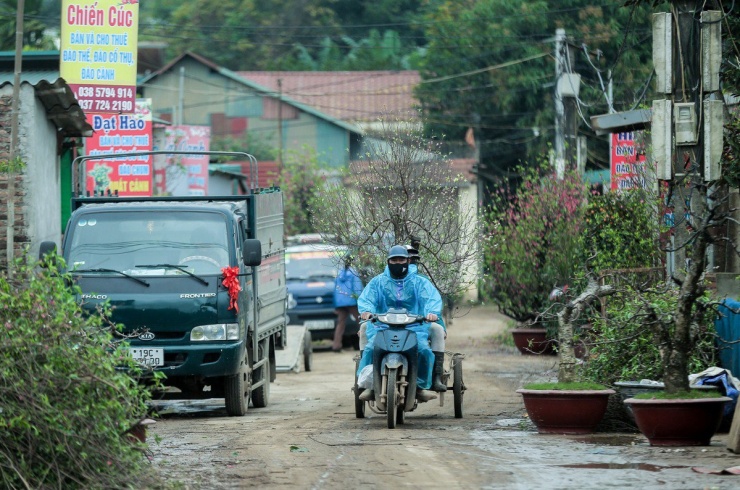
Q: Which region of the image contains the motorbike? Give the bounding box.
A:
[352,308,465,428]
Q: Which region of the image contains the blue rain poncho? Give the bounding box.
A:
[356,264,443,390]
[333,266,363,308]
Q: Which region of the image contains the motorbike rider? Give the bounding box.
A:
[356,245,447,402]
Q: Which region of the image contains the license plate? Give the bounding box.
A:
[130,348,164,367]
[304,320,335,331]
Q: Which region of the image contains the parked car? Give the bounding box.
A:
[286,243,360,349]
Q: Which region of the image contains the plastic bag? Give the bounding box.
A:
[358,365,373,389]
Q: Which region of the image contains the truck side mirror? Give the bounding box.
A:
[38,241,58,267]
[242,239,262,267]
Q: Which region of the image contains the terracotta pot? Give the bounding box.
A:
[624,397,731,446]
[511,328,556,356]
[615,382,718,422]
[516,389,615,434]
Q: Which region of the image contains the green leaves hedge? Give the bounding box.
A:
[0,256,166,489]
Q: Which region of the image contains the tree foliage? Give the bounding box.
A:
[281,29,423,71]
[414,0,656,181]
[0,254,166,489]
[139,0,426,70]
[277,147,328,236]
[311,112,480,303]
[0,0,57,51]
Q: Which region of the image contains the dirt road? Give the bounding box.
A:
[149,305,739,489]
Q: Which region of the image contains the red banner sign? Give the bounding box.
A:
[84,99,153,196]
[610,132,647,191]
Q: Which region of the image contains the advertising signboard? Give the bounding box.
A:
[84,99,153,196]
[610,131,647,191]
[153,126,211,196]
[60,0,139,113]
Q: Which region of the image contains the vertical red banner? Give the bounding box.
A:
[610,132,647,191]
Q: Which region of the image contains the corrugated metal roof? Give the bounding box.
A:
[140,52,364,135]
[0,70,61,85]
[237,71,421,123]
[0,78,92,137]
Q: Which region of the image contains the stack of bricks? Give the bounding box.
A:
[0,94,29,271]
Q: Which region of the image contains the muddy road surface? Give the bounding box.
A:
[149,305,739,489]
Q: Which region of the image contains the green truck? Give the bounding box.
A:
[40,154,286,416]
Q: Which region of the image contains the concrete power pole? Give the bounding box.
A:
[554,29,566,178]
[554,28,581,179]
[652,2,722,275]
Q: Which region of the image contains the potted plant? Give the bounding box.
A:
[512,172,663,434]
[482,166,586,354]
[584,284,719,424]
[516,275,617,434]
[608,158,732,445]
[620,272,731,445]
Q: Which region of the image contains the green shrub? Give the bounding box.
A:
[582,286,717,386]
[581,189,662,274]
[0,255,166,489]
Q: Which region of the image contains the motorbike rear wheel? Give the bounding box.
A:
[386,368,398,429]
[453,356,464,419]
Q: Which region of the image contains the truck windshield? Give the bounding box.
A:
[66,211,230,275]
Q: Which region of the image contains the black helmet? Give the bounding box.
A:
[405,244,419,258]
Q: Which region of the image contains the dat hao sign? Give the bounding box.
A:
[60,0,139,114]
[610,131,647,191]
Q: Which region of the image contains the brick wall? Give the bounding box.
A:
[0,94,29,271]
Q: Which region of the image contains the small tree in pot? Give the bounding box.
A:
[482,165,587,348]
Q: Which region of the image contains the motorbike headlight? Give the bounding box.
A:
[382,313,410,324]
[287,293,297,309]
[191,323,240,341]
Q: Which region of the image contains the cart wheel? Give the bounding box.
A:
[453,356,464,419]
[353,356,365,418]
[303,330,313,372]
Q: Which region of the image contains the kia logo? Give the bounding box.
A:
[139,332,155,341]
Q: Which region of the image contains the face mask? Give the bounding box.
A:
[388,263,408,279]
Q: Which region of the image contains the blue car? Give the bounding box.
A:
[286,243,360,349]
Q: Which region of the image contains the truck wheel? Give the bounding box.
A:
[225,354,251,416]
[303,330,313,372]
[252,356,270,408]
[453,357,464,419]
[386,368,398,429]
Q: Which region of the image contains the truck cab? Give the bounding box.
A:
[41,191,286,416]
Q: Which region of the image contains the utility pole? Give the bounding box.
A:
[554,29,581,179]
[6,0,25,275]
[652,3,723,275]
[554,29,566,179]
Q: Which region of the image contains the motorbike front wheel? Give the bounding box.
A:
[386,368,398,429]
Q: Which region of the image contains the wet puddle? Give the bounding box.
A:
[560,463,684,472]
[571,435,643,446]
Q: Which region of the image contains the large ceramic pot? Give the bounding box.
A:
[511,328,556,356]
[624,397,731,446]
[516,389,616,434]
[615,381,718,422]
